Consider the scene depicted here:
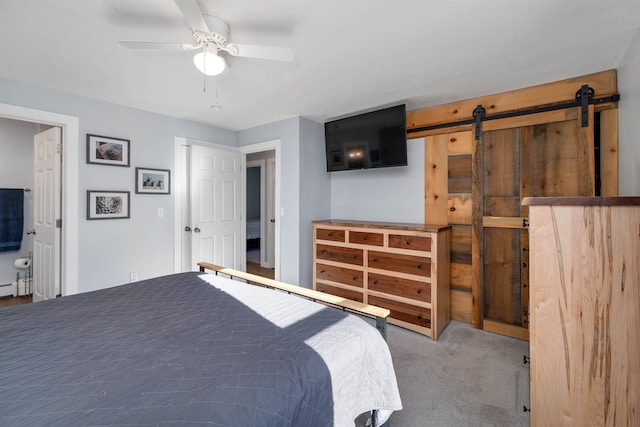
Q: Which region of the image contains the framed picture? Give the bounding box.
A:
[86,134,130,167]
[136,167,170,194]
[87,191,130,220]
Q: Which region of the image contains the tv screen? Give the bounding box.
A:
[324,104,407,172]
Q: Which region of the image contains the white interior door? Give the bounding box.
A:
[32,127,60,302]
[190,144,242,270]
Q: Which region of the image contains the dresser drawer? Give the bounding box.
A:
[316,228,345,242]
[368,295,431,328]
[388,234,431,251]
[368,251,431,277]
[348,231,384,246]
[368,273,430,303]
[316,244,363,266]
[316,282,363,303]
[316,263,363,287]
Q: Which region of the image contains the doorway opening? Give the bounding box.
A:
[246,151,276,280]
[0,103,79,302]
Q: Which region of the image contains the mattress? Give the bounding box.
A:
[246,219,261,240]
[0,271,401,426]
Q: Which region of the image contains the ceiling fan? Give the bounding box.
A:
[119,0,294,76]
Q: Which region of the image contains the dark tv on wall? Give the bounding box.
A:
[324,104,407,172]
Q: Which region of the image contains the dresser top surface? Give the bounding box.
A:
[522,196,640,206]
[313,219,450,232]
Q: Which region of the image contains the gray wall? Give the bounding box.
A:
[299,117,331,287]
[618,30,640,195]
[0,118,38,285]
[330,137,425,223]
[237,117,302,284]
[0,77,235,293]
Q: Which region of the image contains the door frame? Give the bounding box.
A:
[173,137,281,280]
[238,140,281,279]
[0,103,79,296]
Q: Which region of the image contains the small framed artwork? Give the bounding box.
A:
[87,191,130,220]
[87,134,130,167]
[135,168,170,194]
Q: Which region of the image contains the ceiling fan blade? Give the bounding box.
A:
[119,41,198,51]
[174,0,210,33]
[226,43,294,62]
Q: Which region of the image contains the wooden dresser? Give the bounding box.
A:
[522,197,640,426]
[312,220,451,340]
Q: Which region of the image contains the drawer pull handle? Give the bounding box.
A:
[417,289,422,294]
[363,235,367,240]
[417,314,422,320]
[372,280,378,285]
[417,264,422,269]
[373,258,378,262]
[327,232,333,236]
[319,269,325,274]
[405,240,410,245]
[352,276,358,280]
[352,255,358,259]
[319,249,326,254]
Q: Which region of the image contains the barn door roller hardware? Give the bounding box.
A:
[408,85,621,140]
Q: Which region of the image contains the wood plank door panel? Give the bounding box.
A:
[477,108,595,339]
[481,128,527,330]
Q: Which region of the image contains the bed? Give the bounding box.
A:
[246,219,261,241]
[0,263,402,426]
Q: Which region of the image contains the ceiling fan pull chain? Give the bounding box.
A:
[202,47,207,92]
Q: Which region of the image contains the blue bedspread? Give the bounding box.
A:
[0,272,402,426]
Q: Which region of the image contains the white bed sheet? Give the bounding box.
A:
[200,273,403,425]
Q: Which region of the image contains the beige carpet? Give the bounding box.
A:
[382,320,530,427]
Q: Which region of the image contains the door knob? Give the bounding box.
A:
[270,219,276,223]
[184,226,191,232]
[193,227,201,233]
[26,229,36,235]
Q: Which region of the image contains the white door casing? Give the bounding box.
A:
[0,103,78,297]
[179,144,192,272]
[190,144,242,270]
[265,156,276,268]
[32,127,61,302]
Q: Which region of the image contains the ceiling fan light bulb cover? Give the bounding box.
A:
[193,51,226,76]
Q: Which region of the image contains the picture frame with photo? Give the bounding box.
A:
[87,191,130,220]
[135,167,170,194]
[86,134,130,167]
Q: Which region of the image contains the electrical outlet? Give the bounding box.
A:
[130,272,138,283]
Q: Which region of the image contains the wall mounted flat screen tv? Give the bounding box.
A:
[324,104,407,172]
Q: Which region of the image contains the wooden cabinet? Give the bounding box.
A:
[313,220,451,340]
[523,197,640,426]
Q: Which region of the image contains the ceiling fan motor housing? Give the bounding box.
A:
[193,15,230,47]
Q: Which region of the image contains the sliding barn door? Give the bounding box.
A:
[476,108,595,339]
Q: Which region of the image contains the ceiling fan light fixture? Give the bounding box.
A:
[193,47,226,76]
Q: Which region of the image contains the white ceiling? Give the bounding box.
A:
[1,0,639,131]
